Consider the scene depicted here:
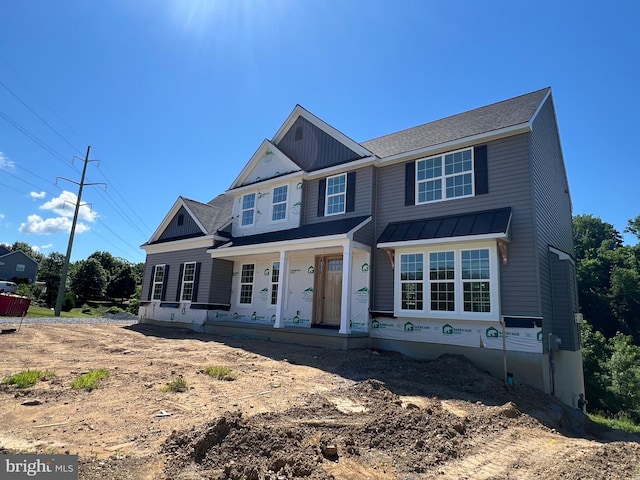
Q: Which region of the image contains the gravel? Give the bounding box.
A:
[0,314,138,325]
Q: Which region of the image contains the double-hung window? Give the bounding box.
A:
[180,262,196,301]
[239,264,255,305]
[270,261,280,305]
[397,244,496,319]
[325,173,346,215]
[152,265,165,301]
[241,193,256,227]
[272,186,288,222]
[416,148,473,203]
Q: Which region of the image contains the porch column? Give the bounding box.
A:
[274,250,288,328]
[340,243,353,334]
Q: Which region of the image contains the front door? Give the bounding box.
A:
[313,255,343,327]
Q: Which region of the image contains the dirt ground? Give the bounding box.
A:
[0,321,639,480]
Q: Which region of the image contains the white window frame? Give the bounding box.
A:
[238,263,255,305]
[325,173,347,216]
[271,185,288,223]
[416,147,474,204]
[241,193,256,227]
[270,261,280,306]
[152,264,166,301]
[180,262,196,302]
[394,240,499,321]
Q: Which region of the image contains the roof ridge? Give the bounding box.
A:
[362,87,550,145]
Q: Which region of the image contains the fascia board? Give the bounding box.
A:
[377,232,509,250]
[272,105,373,157]
[146,197,189,244]
[227,170,304,194]
[229,140,301,189]
[208,234,352,258]
[529,88,552,129]
[141,236,215,254]
[302,156,378,180]
[376,123,532,167]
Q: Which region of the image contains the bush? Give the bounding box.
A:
[107,306,124,314]
[127,297,140,315]
[62,292,75,312]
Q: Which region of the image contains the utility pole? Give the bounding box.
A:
[54,146,103,316]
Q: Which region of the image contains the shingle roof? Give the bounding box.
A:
[377,208,511,244]
[216,215,371,248]
[182,194,233,234]
[361,88,550,158]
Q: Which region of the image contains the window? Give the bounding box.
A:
[180,262,196,301]
[397,246,495,319]
[270,261,280,305]
[241,193,256,226]
[16,264,25,272]
[239,264,255,304]
[400,254,423,310]
[152,265,165,301]
[326,173,346,215]
[462,249,491,312]
[272,186,288,222]
[429,252,455,311]
[416,148,473,204]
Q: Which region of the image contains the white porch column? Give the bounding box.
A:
[274,250,288,328]
[340,243,353,334]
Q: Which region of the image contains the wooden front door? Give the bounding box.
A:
[313,255,343,327]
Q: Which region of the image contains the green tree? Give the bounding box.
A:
[9,241,45,263]
[70,258,107,304]
[607,333,640,420]
[106,264,137,301]
[37,252,65,307]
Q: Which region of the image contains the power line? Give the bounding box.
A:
[0,78,84,156]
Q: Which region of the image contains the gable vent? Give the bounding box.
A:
[295,126,303,141]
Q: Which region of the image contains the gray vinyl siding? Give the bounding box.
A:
[209,258,233,305]
[302,166,375,226]
[158,206,204,242]
[276,116,363,171]
[373,133,540,316]
[0,251,38,283]
[142,248,214,303]
[550,253,579,350]
[531,96,579,351]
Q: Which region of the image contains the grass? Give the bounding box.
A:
[204,365,237,381]
[589,412,640,434]
[164,376,188,392]
[25,305,95,318]
[71,369,110,391]
[3,369,56,388]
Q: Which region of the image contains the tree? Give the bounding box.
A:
[70,258,107,304]
[106,264,137,301]
[37,252,65,307]
[573,214,622,260]
[9,241,45,263]
[625,215,640,240]
[607,333,640,421]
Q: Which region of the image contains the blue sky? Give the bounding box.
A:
[0,0,638,263]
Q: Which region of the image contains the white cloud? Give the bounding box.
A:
[31,244,54,253]
[30,191,47,200]
[40,191,97,222]
[0,152,15,171]
[19,214,90,235]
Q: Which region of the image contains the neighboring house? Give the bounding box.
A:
[140,87,584,406]
[0,246,38,283]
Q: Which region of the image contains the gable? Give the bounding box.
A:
[158,205,205,242]
[231,140,300,188]
[276,116,366,171]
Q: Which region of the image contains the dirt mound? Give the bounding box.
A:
[161,379,546,480]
